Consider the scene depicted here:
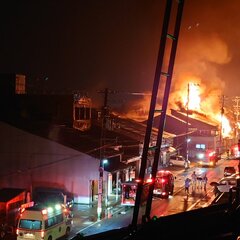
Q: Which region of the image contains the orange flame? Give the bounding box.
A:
[216,114,232,138]
[182,82,201,111]
[175,80,232,139]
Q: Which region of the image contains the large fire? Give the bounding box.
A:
[216,114,232,138]
[179,81,232,138]
[183,83,201,111]
[113,80,233,139]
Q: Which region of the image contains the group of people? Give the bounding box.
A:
[184,171,208,195]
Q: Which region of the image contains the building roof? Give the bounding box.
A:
[113,117,175,141]
[170,109,219,129]
[0,94,144,172]
[0,92,175,173]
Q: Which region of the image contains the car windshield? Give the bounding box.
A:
[19,219,42,230]
[156,176,168,183]
[225,167,234,170]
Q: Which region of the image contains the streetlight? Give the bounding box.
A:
[97,158,108,220]
[102,159,108,165]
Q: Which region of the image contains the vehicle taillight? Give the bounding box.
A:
[146,178,153,183]
[41,209,47,215]
[208,151,215,157]
[16,228,19,235]
[161,179,166,183]
[20,208,25,214]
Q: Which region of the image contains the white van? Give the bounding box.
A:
[169,155,190,169]
[16,203,72,240]
[214,174,239,193]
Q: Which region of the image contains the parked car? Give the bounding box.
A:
[211,175,238,193]
[169,155,190,169]
[224,166,236,177]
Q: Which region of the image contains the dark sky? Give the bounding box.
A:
[0,0,240,111]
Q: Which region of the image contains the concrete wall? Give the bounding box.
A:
[0,121,100,204]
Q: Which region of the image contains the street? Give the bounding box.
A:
[68,156,238,239]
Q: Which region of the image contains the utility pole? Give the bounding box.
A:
[238,139,240,173]
[97,88,110,220]
[219,95,225,155]
[233,96,240,142]
[186,83,190,163]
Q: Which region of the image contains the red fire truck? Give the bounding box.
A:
[153,170,175,199]
[120,171,175,206]
[121,179,152,207]
[196,149,220,167]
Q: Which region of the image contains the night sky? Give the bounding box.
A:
[0,0,240,110]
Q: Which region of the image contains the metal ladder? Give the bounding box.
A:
[132,0,185,227]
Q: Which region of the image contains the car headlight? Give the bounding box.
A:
[197,153,205,159]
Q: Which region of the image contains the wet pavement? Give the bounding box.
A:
[69,157,227,239]
[69,194,123,238]
[68,166,193,239]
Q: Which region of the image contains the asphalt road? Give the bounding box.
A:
[68,156,239,239]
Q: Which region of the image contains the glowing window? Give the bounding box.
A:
[196,144,205,149]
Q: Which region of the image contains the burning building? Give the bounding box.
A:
[164,109,219,163]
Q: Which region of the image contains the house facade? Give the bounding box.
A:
[153,109,220,162]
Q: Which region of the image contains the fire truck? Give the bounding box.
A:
[121,179,152,207]
[153,170,175,198]
[196,149,220,167]
[120,171,175,206]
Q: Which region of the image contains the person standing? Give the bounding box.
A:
[202,174,208,191]
[197,175,203,189]
[185,177,191,195]
[191,171,197,189]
